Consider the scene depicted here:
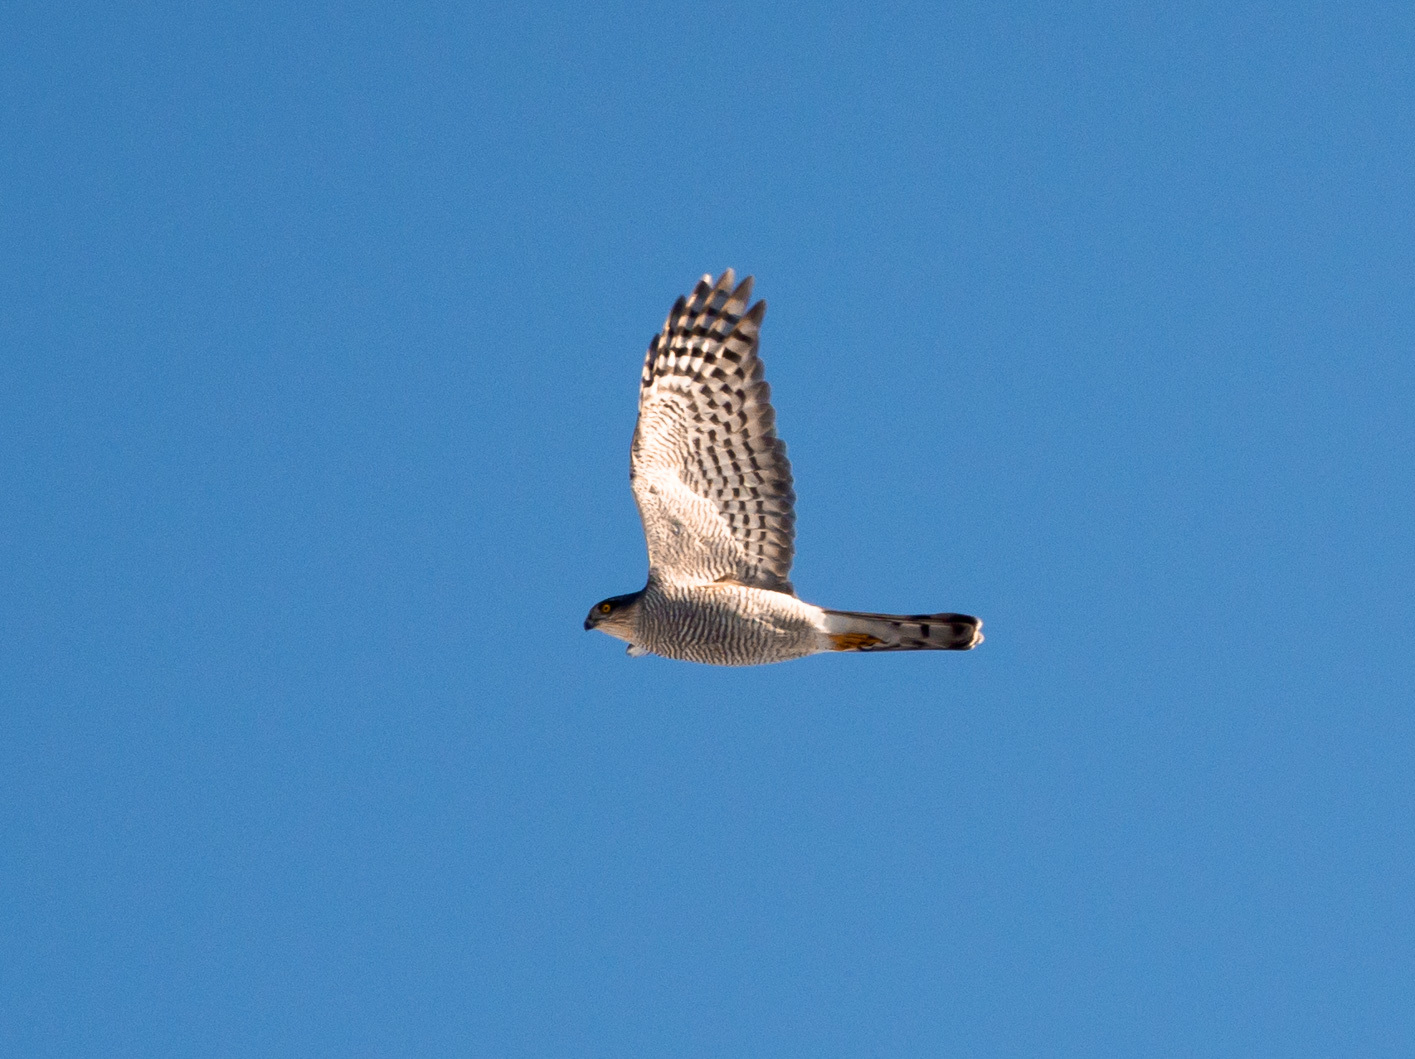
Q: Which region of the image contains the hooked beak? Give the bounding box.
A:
[584,617,594,631]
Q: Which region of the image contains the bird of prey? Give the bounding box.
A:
[585,270,982,666]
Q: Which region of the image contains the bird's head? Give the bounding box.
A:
[584,590,643,641]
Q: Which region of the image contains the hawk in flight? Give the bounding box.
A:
[585,270,983,666]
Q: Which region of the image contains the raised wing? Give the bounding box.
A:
[630,270,796,593]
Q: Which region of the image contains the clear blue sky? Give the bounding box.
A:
[3,2,1412,1055]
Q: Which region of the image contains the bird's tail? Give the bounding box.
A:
[821,609,983,652]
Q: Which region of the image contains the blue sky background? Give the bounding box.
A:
[3,2,1413,1055]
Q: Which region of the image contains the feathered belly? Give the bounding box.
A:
[640,585,826,666]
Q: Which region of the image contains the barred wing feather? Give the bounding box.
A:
[630,270,797,593]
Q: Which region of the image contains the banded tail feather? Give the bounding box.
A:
[822,609,983,652]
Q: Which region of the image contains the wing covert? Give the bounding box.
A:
[629,270,797,593]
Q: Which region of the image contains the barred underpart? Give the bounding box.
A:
[634,582,826,666]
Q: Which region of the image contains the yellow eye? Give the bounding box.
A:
[599,602,612,614]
